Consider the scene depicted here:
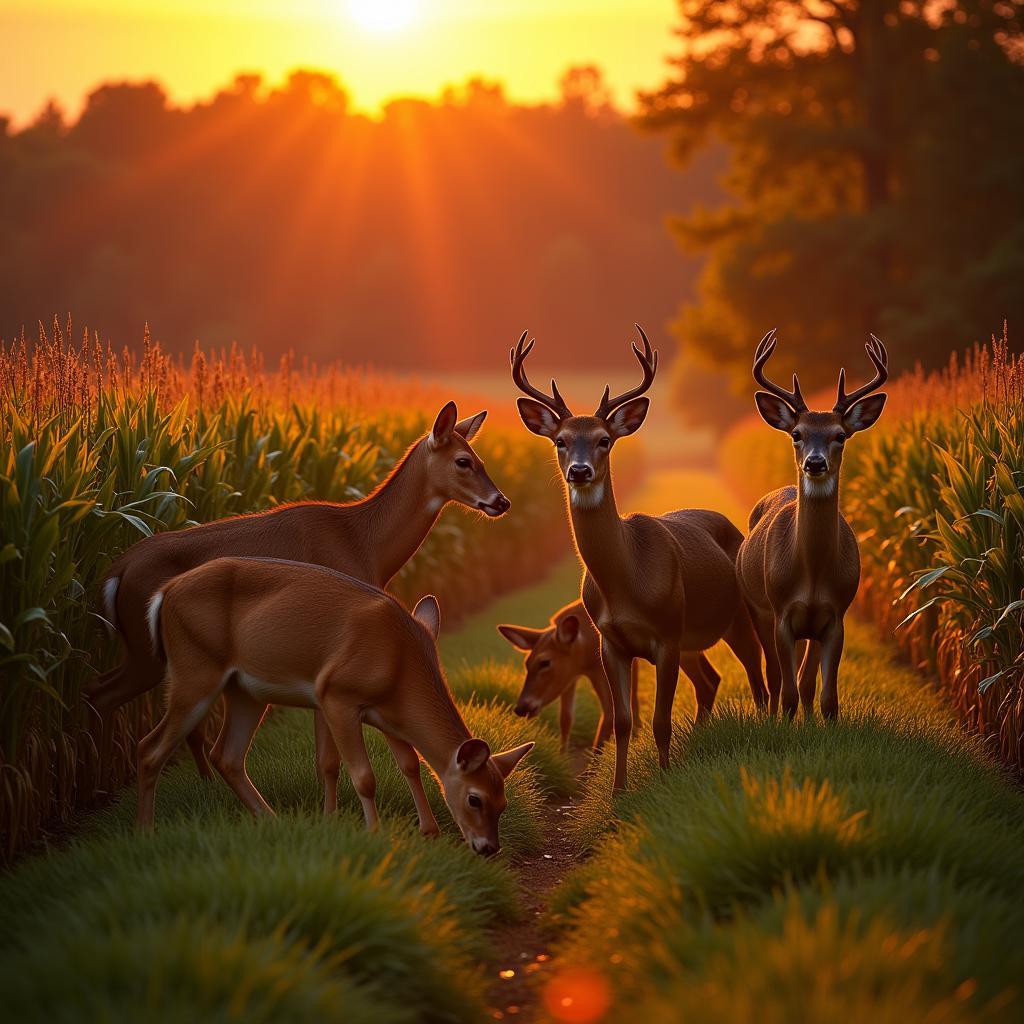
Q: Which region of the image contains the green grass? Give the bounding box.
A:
[553,617,1024,1020]
[0,814,514,1024]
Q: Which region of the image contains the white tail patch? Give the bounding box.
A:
[147,592,165,656]
[103,577,120,630]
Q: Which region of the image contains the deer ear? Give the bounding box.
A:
[842,393,887,434]
[430,401,459,446]
[517,398,562,438]
[454,410,487,442]
[412,595,441,639]
[606,397,649,438]
[491,741,534,779]
[456,738,491,773]
[556,614,579,644]
[497,624,544,650]
[754,392,798,433]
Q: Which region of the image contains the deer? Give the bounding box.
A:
[737,330,888,720]
[511,327,768,790]
[88,401,509,818]
[497,601,639,752]
[138,556,533,854]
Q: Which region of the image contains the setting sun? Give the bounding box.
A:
[348,0,417,33]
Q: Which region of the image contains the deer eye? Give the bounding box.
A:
[467,793,482,810]
[536,659,551,671]
[791,431,802,444]
[455,456,472,469]
[554,438,566,449]
[835,433,847,445]
[597,437,611,449]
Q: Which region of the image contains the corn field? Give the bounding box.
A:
[0,318,597,861]
[721,328,1024,773]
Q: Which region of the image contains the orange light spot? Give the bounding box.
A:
[499,969,516,979]
[543,967,611,1024]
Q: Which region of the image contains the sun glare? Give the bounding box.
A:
[348,0,417,33]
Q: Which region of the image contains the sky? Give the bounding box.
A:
[1,0,680,125]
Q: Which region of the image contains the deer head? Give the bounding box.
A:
[411,595,532,857]
[752,330,888,497]
[424,401,511,517]
[498,608,589,718]
[511,326,657,508]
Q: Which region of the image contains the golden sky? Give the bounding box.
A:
[1,0,679,125]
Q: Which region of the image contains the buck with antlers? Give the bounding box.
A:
[497,600,640,752]
[737,331,888,719]
[89,402,509,817]
[139,557,532,853]
[512,327,768,790]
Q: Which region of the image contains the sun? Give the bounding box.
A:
[348,0,418,33]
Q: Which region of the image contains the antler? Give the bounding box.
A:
[594,324,659,419]
[834,334,888,413]
[752,328,807,413]
[510,331,573,419]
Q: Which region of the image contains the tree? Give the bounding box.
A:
[643,0,1024,394]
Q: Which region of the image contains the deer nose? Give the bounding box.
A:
[803,455,828,476]
[473,839,498,857]
[567,463,593,484]
[477,493,511,517]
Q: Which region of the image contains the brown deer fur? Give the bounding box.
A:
[498,600,640,751]
[89,403,508,807]
[512,328,768,790]
[139,557,532,853]
[737,330,888,719]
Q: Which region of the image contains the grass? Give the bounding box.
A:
[0,814,513,1024]
[0,536,588,1024]
[552,616,1024,1020]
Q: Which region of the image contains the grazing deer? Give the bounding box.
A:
[498,601,640,752]
[737,330,888,719]
[139,557,533,853]
[89,402,509,811]
[511,327,768,790]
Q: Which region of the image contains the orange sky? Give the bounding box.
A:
[1,0,679,125]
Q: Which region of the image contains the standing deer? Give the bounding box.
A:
[511,327,768,790]
[89,402,509,819]
[497,600,640,751]
[737,330,888,719]
[139,557,532,853]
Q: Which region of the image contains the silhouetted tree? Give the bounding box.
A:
[644,0,1024,393]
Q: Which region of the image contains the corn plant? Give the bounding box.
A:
[0,321,572,860]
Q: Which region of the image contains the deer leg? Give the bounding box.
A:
[558,683,577,753]
[315,709,341,814]
[775,619,800,719]
[653,644,682,770]
[590,671,614,750]
[600,637,634,791]
[818,621,845,720]
[751,608,782,715]
[209,688,273,817]
[185,719,214,780]
[383,733,440,837]
[318,696,379,830]
[629,659,642,732]
[798,640,821,717]
[680,652,718,721]
[136,669,225,829]
[724,604,770,710]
